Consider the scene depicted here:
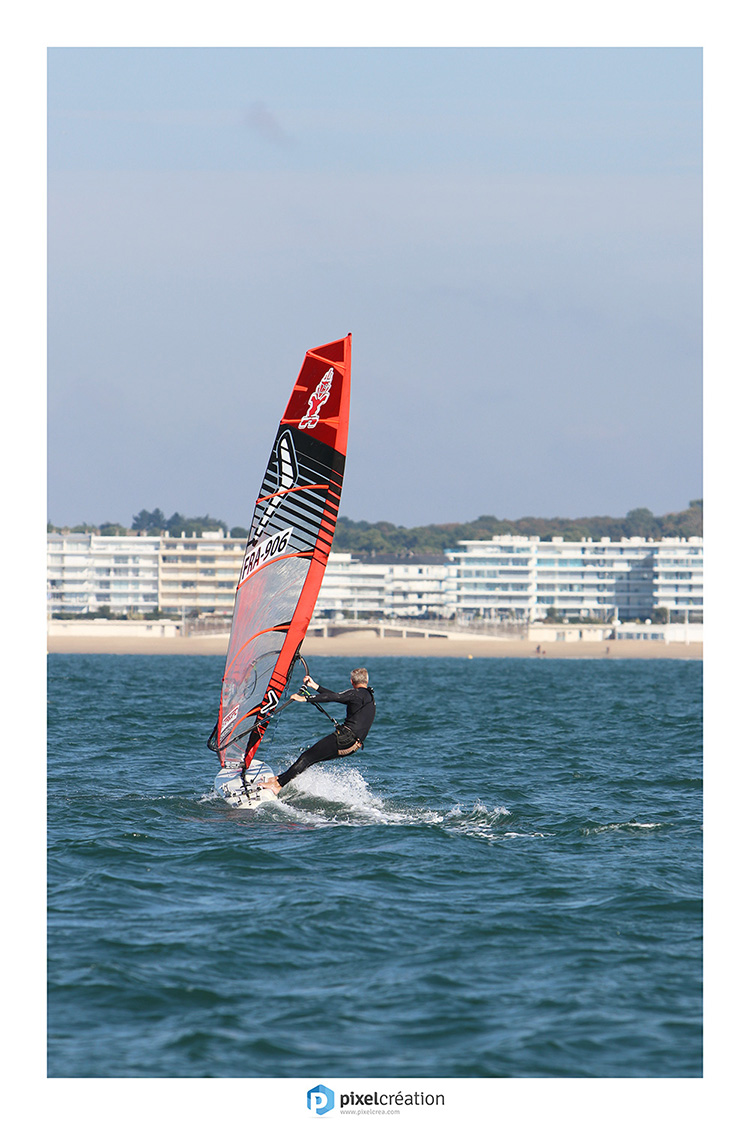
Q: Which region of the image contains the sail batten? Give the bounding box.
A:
[209,335,351,770]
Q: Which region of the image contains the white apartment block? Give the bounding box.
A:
[47,532,703,624]
[158,531,245,614]
[652,539,704,618]
[447,535,703,622]
[47,531,245,617]
[47,537,454,620]
[317,554,451,619]
[47,533,161,615]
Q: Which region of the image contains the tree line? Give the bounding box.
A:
[48,500,702,553]
[332,500,703,555]
[48,509,248,540]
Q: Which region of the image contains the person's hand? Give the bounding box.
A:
[291,692,306,702]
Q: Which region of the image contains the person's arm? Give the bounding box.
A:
[301,675,355,704]
[311,685,357,704]
[293,677,343,702]
[292,674,320,702]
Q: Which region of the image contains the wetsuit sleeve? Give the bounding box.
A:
[311,684,357,705]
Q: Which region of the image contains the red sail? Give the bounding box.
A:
[210,335,351,769]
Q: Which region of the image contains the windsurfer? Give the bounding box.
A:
[259,668,376,794]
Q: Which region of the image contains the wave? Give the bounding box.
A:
[581,820,663,835]
[203,764,553,845]
[204,765,673,848]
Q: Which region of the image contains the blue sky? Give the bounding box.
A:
[47,47,702,530]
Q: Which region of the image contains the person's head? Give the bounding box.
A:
[350,667,369,687]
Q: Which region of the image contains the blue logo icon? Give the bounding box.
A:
[307,1084,335,1115]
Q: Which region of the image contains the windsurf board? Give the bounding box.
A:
[214,760,278,809]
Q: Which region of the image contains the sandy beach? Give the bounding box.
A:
[47,630,702,660]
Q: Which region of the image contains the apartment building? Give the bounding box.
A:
[447,535,703,622]
[652,539,704,618]
[317,554,451,619]
[47,533,161,615]
[158,531,245,615]
[47,531,457,621]
[47,532,703,623]
[535,537,659,621]
[47,531,245,617]
[446,538,535,620]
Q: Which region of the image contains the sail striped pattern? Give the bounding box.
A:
[209,335,351,769]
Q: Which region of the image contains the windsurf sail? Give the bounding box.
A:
[208,335,351,771]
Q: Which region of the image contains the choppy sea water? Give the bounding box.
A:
[48,654,702,1078]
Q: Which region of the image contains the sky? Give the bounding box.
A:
[47,46,702,531]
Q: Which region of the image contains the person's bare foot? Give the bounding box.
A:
[259,777,281,795]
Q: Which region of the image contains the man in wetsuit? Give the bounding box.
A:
[259,667,376,795]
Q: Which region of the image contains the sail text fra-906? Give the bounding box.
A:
[238,527,293,586]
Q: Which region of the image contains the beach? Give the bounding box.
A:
[47,630,702,660]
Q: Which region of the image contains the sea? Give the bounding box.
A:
[47,653,702,1081]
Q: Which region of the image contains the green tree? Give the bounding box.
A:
[132,508,167,532]
[165,511,228,537]
[623,508,660,539]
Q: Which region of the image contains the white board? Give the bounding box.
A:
[214,760,278,809]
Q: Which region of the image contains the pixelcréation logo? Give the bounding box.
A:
[307,1083,447,1115]
[308,1084,335,1116]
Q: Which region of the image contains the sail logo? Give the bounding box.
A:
[307,1085,335,1116]
[299,367,334,430]
[220,703,239,736]
[254,429,299,544]
[259,689,279,716]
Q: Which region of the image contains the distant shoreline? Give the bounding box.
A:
[47,632,702,660]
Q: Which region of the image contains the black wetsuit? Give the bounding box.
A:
[276,683,376,788]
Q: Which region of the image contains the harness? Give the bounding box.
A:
[301,682,373,751]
